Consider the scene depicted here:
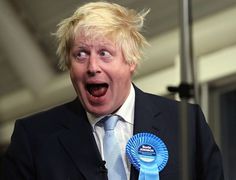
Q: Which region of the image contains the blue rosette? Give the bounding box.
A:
[126,133,168,180]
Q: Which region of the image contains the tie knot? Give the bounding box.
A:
[104,115,119,131]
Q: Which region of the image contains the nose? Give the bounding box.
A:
[87,54,101,76]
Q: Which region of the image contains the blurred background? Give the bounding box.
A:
[0,0,236,179]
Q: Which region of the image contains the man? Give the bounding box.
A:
[2,2,224,180]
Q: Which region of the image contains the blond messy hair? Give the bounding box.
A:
[55,1,149,70]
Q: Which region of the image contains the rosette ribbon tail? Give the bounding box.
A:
[138,166,160,180]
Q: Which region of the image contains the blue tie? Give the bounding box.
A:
[103,115,127,180]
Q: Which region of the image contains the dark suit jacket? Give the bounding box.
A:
[2,86,224,180]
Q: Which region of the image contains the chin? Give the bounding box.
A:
[87,105,113,116]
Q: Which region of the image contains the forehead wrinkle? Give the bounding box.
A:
[72,36,117,50]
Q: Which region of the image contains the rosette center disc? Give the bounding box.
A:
[138,144,156,163]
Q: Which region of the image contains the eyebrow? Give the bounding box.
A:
[72,42,115,50]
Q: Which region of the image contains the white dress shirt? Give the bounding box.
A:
[87,84,135,179]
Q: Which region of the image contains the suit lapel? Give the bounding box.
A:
[133,86,162,135]
[57,99,107,180]
[130,86,165,180]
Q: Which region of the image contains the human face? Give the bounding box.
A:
[69,34,136,116]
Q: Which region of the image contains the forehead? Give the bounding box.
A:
[72,31,118,49]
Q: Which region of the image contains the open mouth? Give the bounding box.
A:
[86,83,108,97]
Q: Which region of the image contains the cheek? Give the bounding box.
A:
[70,64,84,79]
[112,69,132,89]
[70,69,83,89]
[69,69,77,81]
[70,69,84,97]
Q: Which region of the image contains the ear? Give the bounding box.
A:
[129,62,137,74]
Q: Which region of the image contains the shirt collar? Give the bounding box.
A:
[115,84,135,125]
[87,84,135,130]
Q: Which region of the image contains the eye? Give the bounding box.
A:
[99,50,111,58]
[73,50,89,61]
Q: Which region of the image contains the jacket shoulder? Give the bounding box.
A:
[14,99,83,136]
